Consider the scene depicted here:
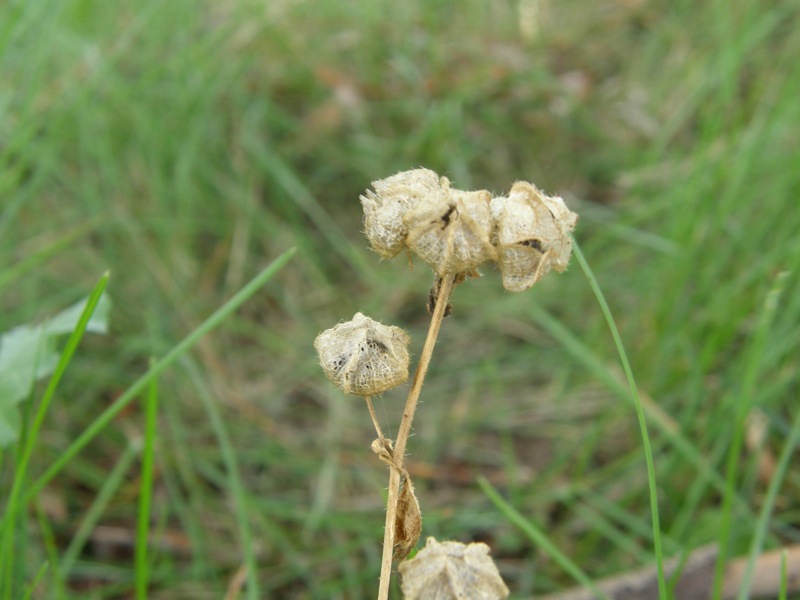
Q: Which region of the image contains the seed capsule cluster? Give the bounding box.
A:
[361,169,578,292]
[314,312,411,396]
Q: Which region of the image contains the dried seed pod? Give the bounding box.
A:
[404,180,497,275]
[361,168,447,258]
[314,313,410,396]
[490,181,578,292]
[399,537,510,600]
[394,473,422,560]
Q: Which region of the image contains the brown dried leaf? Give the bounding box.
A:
[427,274,459,317]
[399,537,510,599]
[394,474,422,560]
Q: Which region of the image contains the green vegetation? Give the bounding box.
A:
[2,0,799,598]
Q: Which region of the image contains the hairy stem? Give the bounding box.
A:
[377,273,456,600]
[365,396,386,441]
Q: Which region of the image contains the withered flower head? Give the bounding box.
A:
[490,181,578,292]
[404,179,497,275]
[360,169,578,289]
[314,313,410,396]
[399,537,510,600]
[360,168,447,259]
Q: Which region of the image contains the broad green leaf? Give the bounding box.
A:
[0,294,110,446]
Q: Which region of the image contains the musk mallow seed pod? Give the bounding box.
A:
[490,181,578,292]
[404,179,497,275]
[360,168,447,259]
[399,537,510,600]
[314,313,411,396]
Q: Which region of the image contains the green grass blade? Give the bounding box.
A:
[529,304,751,516]
[0,218,106,292]
[21,247,296,506]
[736,404,800,599]
[572,239,667,598]
[737,272,800,600]
[478,476,611,600]
[242,140,371,276]
[21,561,48,600]
[184,356,260,600]
[715,271,787,600]
[60,443,139,576]
[33,500,60,599]
[0,271,109,600]
[136,360,158,600]
[778,550,788,600]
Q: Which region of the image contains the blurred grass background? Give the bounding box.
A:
[2,0,800,598]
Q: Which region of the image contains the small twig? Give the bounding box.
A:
[377,273,456,600]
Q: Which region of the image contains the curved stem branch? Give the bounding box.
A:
[376,273,456,600]
[364,396,385,441]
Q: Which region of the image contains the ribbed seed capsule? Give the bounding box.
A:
[399,537,510,600]
[314,313,410,396]
[360,169,447,259]
[404,179,497,275]
[490,181,578,292]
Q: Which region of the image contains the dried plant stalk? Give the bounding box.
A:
[377,273,456,600]
[316,169,580,599]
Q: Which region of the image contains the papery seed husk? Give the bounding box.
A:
[404,182,496,275]
[361,168,447,259]
[314,313,410,396]
[490,181,578,292]
[399,537,510,599]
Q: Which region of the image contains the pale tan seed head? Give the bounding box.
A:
[399,537,510,600]
[404,179,497,275]
[314,313,411,396]
[490,181,578,292]
[360,168,447,259]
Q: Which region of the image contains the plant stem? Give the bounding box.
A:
[376,273,455,600]
[364,396,386,440]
